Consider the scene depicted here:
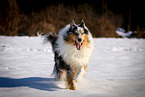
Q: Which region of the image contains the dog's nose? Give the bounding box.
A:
[78,38,82,42]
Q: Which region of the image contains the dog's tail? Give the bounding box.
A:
[37,32,58,52]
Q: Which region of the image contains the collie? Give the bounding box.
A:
[42,20,93,90]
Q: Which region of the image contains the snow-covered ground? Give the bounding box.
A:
[0,36,145,97]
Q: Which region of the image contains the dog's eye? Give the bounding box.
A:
[81,33,84,35]
[74,32,79,35]
[80,30,84,35]
[74,30,79,35]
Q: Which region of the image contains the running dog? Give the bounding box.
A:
[42,20,93,90]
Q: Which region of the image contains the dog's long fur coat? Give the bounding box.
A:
[43,20,93,90]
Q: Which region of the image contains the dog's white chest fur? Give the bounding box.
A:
[56,39,91,68]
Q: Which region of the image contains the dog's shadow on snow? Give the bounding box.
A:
[0,77,61,91]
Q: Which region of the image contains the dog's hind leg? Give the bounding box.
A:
[53,52,62,80]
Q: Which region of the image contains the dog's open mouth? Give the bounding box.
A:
[75,40,82,50]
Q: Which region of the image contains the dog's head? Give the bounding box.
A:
[64,20,89,50]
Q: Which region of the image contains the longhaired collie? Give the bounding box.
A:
[42,20,93,90]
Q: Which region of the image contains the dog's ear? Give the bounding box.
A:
[70,20,76,28]
[79,20,85,27]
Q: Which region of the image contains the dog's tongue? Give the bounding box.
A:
[76,41,82,50]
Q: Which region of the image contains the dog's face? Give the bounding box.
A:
[64,20,89,50]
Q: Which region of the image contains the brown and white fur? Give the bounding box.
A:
[42,20,93,90]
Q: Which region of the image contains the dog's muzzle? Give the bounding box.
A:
[75,38,82,50]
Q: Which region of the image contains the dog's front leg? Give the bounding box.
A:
[65,65,76,90]
[74,66,86,82]
[66,70,76,90]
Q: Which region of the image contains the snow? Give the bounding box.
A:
[0,36,145,97]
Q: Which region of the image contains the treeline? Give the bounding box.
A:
[0,0,144,38]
